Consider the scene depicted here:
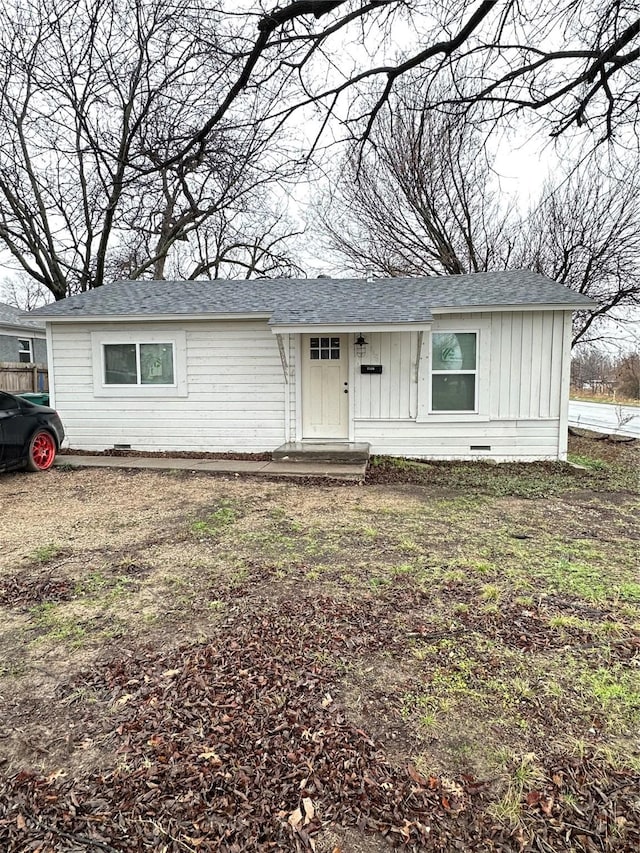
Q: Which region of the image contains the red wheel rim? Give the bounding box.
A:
[31,432,56,470]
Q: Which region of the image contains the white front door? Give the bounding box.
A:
[301,334,349,439]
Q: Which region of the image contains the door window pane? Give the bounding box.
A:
[310,336,340,360]
[140,343,174,384]
[104,344,137,384]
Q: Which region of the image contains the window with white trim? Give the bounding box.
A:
[18,339,32,363]
[104,342,175,386]
[431,332,477,412]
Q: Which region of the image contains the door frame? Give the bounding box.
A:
[295,332,355,442]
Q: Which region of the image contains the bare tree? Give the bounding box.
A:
[0,275,51,310]
[521,159,640,346]
[321,95,516,277]
[570,345,615,391]
[0,0,302,300]
[321,86,638,346]
[115,196,306,281]
[166,1,640,168]
[615,351,640,400]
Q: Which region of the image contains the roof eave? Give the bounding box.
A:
[269,320,433,334]
[430,302,596,314]
[39,311,273,323]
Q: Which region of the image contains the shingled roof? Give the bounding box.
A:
[1,301,45,331]
[28,270,595,325]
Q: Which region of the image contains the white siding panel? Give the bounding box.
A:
[354,331,416,420]
[528,313,543,419]
[499,312,512,418]
[50,321,286,452]
[539,313,553,419]
[288,333,297,442]
[486,310,566,421]
[355,419,560,461]
[509,312,523,416]
[548,311,564,419]
[518,314,533,419]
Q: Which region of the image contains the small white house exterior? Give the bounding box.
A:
[30,272,594,461]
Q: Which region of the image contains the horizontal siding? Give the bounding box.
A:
[51,321,286,452]
[354,419,560,461]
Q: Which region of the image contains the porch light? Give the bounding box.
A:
[354,334,368,356]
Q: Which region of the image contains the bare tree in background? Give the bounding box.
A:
[0,0,302,300]
[0,275,51,311]
[521,161,640,345]
[615,352,640,400]
[1,1,637,301]
[570,346,615,391]
[115,197,305,282]
[322,93,639,345]
[321,95,516,277]
[177,207,305,280]
[166,1,640,168]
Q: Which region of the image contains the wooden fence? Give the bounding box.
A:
[0,362,49,394]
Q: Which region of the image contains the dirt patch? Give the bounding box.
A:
[337,656,423,770]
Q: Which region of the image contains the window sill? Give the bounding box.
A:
[416,413,490,423]
[93,385,187,399]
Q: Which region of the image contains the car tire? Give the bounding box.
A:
[27,430,57,472]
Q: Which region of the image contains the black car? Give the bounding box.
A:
[0,391,65,473]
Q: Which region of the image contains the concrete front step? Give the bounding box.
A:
[272,441,371,464]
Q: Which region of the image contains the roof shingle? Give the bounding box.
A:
[1,301,45,330]
[27,270,595,324]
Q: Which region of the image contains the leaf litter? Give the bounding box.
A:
[1,593,638,852]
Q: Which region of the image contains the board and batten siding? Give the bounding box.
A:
[349,310,571,460]
[354,332,418,420]
[50,320,287,452]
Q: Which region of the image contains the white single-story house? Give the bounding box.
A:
[29,271,594,461]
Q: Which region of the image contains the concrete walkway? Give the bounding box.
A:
[55,454,367,482]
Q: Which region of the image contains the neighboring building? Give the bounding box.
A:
[30,271,594,461]
[0,301,47,365]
